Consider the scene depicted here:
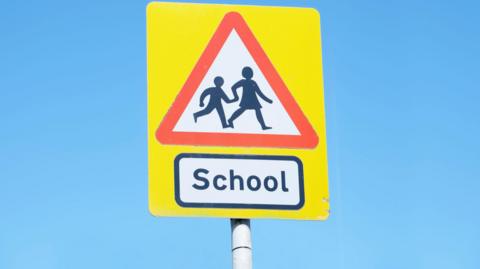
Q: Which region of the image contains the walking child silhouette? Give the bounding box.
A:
[228,66,273,130]
[193,76,235,128]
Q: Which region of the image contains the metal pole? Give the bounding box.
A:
[231,219,252,269]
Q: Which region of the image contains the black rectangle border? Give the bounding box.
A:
[174,153,304,210]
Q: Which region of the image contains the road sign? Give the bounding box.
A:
[147,2,329,220]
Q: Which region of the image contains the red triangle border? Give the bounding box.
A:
[156,12,318,149]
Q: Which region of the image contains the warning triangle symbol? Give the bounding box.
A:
[156,12,318,148]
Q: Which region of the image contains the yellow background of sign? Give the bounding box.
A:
[147,2,329,220]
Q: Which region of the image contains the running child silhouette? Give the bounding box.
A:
[193,76,235,128]
[228,66,273,130]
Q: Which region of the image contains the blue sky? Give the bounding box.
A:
[1,0,479,268]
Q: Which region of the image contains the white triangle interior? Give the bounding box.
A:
[173,30,300,135]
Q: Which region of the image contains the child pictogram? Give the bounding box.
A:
[228,66,273,130]
[193,76,236,128]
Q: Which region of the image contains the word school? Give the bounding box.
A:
[193,168,290,192]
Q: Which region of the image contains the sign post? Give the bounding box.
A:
[147,2,329,268]
[231,219,252,269]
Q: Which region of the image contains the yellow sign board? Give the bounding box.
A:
[147,2,329,220]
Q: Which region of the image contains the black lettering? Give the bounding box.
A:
[280,171,289,192]
[264,176,278,192]
[247,175,261,191]
[213,175,227,190]
[193,168,209,190]
[229,169,244,190]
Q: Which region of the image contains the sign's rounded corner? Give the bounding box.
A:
[146,1,163,13]
[174,153,188,163]
[305,7,321,21]
[293,196,305,210]
[147,201,160,218]
[321,210,330,220]
[174,193,187,208]
[288,155,304,167]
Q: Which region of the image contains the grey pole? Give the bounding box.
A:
[231,219,252,269]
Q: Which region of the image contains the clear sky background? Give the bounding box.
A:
[1,0,479,268]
